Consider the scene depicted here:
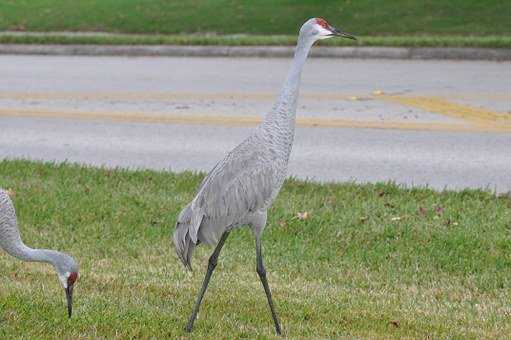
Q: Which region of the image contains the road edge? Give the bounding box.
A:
[0,44,510,61]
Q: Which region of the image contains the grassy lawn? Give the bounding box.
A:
[0,160,510,338]
[0,1,510,48]
[1,0,510,35]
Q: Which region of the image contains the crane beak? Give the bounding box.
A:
[330,26,357,40]
[65,284,74,318]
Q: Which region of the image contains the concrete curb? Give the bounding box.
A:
[0,44,510,61]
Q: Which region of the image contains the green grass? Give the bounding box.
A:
[0,1,510,48]
[2,32,511,48]
[0,160,510,338]
[1,0,510,36]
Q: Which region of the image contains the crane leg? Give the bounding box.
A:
[256,237,282,335]
[185,230,230,333]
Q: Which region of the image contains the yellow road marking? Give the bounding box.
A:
[3,91,510,103]
[1,107,510,133]
[450,93,511,101]
[1,92,509,132]
[383,96,511,129]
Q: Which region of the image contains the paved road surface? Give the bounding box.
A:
[0,55,510,193]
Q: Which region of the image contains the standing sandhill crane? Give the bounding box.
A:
[0,189,79,317]
[173,18,356,334]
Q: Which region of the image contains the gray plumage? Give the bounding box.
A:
[172,18,356,335]
[0,188,79,317]
[174,22,310,267]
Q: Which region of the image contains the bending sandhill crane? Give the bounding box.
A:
[173,18,356,334]
[0,189,78,317]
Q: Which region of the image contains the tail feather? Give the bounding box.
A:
[185,239,197,270]
[173,203,198,270]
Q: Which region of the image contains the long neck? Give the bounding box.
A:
[262,35,314,127]
[2,236,59,265]
[0,192,59,265]
[20,247,60,264]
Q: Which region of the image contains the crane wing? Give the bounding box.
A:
[188,138,278,243]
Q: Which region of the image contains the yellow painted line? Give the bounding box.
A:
[2,91,511,103]
[4,91,509,128]
[449,93,511,101]
[382,95,511,128]
[1,107,510,133]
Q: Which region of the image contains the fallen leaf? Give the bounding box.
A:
[296,211,310,220]
[5,188,15,198]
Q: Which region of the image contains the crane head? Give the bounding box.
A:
[65,271,78,318]
[55,254,79,318]
[304,17,357,41]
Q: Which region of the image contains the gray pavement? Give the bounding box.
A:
[0,55,510,193]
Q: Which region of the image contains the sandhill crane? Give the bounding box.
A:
[173,18,356,334]
[0,189,78,317]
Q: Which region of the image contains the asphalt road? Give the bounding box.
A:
[0,55,510,193]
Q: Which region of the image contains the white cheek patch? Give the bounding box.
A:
[58,271,70,289]
[314,24,333,39]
